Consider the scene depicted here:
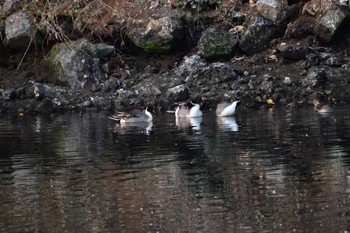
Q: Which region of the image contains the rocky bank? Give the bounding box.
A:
[1,0,350,115]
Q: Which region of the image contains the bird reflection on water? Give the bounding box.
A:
[176,117,202,133]
[113,121,153,135]
[216,116,239,132]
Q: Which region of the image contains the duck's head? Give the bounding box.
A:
[190,101,202,106]
[235,99,241,108]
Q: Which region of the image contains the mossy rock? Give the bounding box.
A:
[198,27,238,59]
[127,16,184,53]
[40,39,107,90]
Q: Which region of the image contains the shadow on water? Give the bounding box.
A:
[1,107,350,232]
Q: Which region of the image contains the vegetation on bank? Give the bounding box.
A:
[1,0,350,114]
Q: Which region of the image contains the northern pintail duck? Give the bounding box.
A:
[313,99,333,113]
[216,100,241,117]
[175,102,202,118]
[109,106,153,123]
[175,103,190,118]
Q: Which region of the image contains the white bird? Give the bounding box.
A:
[216,100,241,117]
[175,102,202,118]
[188,102,203,118]
[109,106,153,123]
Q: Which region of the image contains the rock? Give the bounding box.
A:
[256,0,287,22]
[283,76,292,85]
[304,53,321,68]
[277,43,310,60]
[304,51,346,68]
[302,67,329,89]
[239,17,278,55]
[283,16,315,39]
[40,39,108,90]
[3,0,21,15]
[197,27,238,59]
[340,0,350,5]
[101,78,122,92]
[185,62,238,86]
[82,41,115,58]
[174,55,238,87]
[31,82,67,99]
[113,89,138,109]
[127,16,184,53]
[315,6,350,43]
[302,0,322,16]
[324,54,345,67]
[4,11,38,49]
[174,55,207,77]
[82,99,92,107]
[133,81,162,96]
[166,84,190,102]
[2,88,16,100]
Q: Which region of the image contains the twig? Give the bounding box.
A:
[17,37,33,70]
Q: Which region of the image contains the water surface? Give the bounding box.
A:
[1,107,350,233]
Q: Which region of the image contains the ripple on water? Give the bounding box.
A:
[0,109,350,233]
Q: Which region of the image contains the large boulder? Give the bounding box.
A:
[41,39,115,90]
[174,55,207,77]
[127,16,184,53]
[133,81,162,97]
[4,11,38,49]
[256,0,287,22]
[239,17,278,55]
[166,84,190,102]
[315,5,350,42]
[175,55,238,86]
[197,27,238,59]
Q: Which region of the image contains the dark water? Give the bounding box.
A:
[1,107,350,233]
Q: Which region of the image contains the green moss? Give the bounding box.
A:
[41,45,69,86]
[143,42,172,53]
[202,38,232,58]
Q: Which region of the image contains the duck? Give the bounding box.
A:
[216,100,241,117]
[175,102,203,118]
[175,103,190,118]
[188,102,203,118]
[108,106,153,123]
[313,99,333,113]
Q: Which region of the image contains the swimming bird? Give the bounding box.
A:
[175,103,190,118]
[313,99,333,113]
[216,100,241,117]
[108,106,153,123]
[188,102,203,118]
[175,102,203,118]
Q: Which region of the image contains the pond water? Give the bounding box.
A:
[1,106,350,233]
